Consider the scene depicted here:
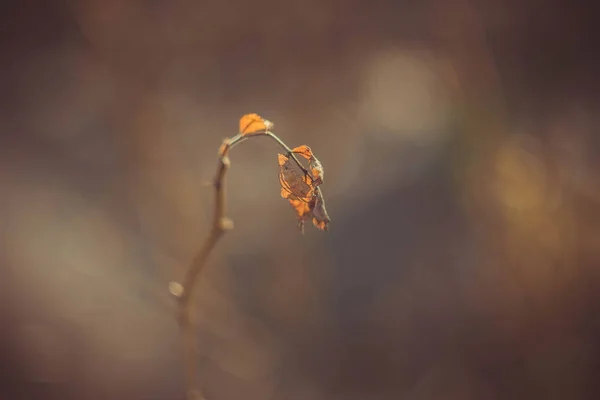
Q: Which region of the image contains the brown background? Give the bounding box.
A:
[1,0,599,399]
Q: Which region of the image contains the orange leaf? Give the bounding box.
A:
[312,219,328,230]
[278,153,313,200]
[287,197,312,234]
[239,113,273,135]
[289,145,324,186]
[288,197,312,219]
[277,146,329,232]
[285,190,330,233]
[291,145,314,160]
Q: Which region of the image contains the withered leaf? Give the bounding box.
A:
[278,148,330,232]
[290,145,324,187]
[287,197,312,233]
[286,189,330,233]
[239,113,273,135]
[310,188,330,231]
[308,157,324,187]
[278,153,313,200]
[291,145,313,160]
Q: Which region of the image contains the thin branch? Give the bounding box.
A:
[228,131,309,176]
[170,140,234,400]
[169,130,318,400]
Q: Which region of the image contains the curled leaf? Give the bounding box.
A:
[285,189,330,233]
[290,145,324,186]
[311,188,330,231]
[239,113,273,135]
[291,145,314,160]
[278,148,330,232]
[278,153,313,199]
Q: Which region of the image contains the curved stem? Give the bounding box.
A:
[171,130,311,400]
[228,131,309,174]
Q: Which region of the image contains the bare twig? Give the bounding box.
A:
[170,139,234,400]
[170,126,328,400]
[228,131,309,175]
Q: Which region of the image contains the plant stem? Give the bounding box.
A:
[171,130,310,400]
[228,131,309,175]
[171,140,233,400]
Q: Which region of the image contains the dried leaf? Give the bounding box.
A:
[278,150,330,232]
[291,145,314,160]
[239,113,273,135]
[308,157,324,187]
[278,153,313,200]
[290,145,324,186]
[311,188,330,231]
[284,190,330,233]
[287,197,312,233]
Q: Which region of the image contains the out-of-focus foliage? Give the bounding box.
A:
[1,0,599,399]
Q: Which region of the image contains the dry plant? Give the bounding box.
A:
[169,113,330,400]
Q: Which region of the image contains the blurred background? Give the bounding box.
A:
[1,0,599,399]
